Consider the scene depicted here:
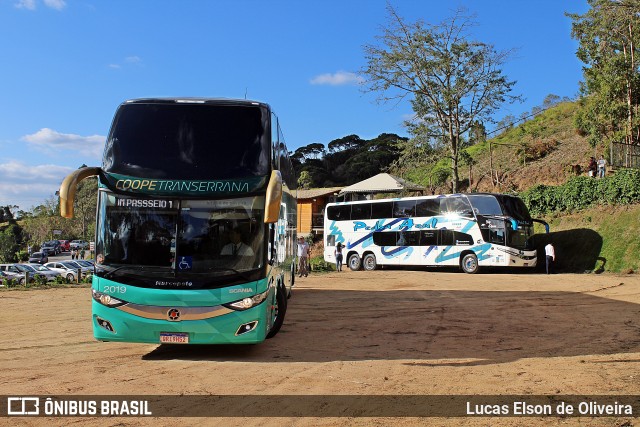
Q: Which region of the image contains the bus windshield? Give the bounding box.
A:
[96,193,265,278]
[102,102,270,180]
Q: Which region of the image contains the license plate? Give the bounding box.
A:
[160,332,189,344]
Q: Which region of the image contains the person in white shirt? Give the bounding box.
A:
[597,156,607,178]
[221,228,254,256]
[297,236,310,277]
[545,242,555,275]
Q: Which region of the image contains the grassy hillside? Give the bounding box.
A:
[404,102,597,193]
[533,204,640,274]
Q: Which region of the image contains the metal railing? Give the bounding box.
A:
[611,142,640,169]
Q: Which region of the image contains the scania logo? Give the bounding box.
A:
[167,308,181,321]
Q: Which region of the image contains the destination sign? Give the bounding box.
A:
[116,198,177,209]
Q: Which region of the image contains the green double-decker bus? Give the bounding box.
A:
[60,98,297,344]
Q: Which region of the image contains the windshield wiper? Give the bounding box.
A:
[102,265,173,279]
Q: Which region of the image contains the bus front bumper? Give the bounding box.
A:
[92,300,270,344]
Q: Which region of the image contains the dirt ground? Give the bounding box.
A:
[1,270,639,427]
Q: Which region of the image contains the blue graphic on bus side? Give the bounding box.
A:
[434,243,492,263]
[381,246,413,258]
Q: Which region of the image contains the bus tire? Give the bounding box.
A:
[362,253,377,271]
[289,264,294,299]
[266,283,287,339]
[347,253,361,271]
[461,253,479,274]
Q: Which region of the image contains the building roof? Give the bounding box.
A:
[297,187,343,200]
[339,173,425,194]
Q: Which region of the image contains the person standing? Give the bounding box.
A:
[297,236,310,277]
[545,242,555,275]
[334,242,344,272]
[597,155,607,178]
[588,157,597,177]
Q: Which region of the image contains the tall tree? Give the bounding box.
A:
[569,0,640,146]
[361,6,520,192]
[74,176,98,241]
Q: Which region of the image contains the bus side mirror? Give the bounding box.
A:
[264,170,282,224]
[59,167,101,218]
[268,225,276,266]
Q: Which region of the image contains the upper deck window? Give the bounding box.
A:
[103,102,270,180]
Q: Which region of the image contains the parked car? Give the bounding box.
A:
[28,251,49,264]
[0,270,24,285]
[41,241,57,255]
[66,260,93,275]
[0,264,45,282]
[70,240,89,250]
[44,261,86,281]
[58,240,70,251]
[26,264,61,281]
[74,260,95,271]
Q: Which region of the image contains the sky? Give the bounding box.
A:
[0,0,589,211]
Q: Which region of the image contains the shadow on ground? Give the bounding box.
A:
[535,228,604,273]
[143,286,640,365]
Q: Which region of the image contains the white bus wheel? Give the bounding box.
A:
[461,253,479,274]
[363,254,377,271]
[348,254,361,271]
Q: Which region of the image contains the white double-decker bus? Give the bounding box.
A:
[324,193,546,274]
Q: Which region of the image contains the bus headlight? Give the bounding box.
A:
[223,290,269,311]
[92,289,127,307]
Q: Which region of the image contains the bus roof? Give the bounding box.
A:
[327,192,521,205]
[122,97,269,108]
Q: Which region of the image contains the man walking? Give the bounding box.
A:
[297,236,310,277]
[545,242,555,275]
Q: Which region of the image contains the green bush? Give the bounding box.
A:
[309,255,335,272]
[521,169,640,216]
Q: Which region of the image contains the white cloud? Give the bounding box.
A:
[14,0,66,10]
[0,160,73,181]
[14,0,36,10]
[22,128,105,159]
[0,161,75,209]
[310,71,364,86]
[109,55,143,70]
[43,0,66,10]
[125,56,142,64]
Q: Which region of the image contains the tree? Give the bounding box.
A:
[73,176,98,241]
[297,170,313,189]
[0,223,23,263]
[459,150,477,187]
[361,6,520,192]
[568,0,640,146]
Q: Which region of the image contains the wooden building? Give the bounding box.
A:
[296,187,342,236]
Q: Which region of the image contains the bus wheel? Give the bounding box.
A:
[362,254,377,271]
[461,253,479,274]
[266,284,287,339]
[348,254,361,271]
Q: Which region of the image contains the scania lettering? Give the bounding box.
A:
[59,98,297,344]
